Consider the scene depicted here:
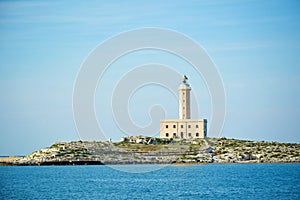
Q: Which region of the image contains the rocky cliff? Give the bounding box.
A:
[2,137,300,166]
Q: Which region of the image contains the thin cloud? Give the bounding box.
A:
[209,16,293,27]
[0,1,60,9]
[210,42,271,52]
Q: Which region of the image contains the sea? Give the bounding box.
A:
[0,164,299,200]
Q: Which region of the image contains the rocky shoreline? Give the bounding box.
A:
[1,137,299,166]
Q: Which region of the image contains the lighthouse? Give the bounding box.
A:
[160,75,207,139]
[178,75,191,120]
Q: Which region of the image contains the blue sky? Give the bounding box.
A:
[0,0,299,155]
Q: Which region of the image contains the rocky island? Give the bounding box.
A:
[1,136,299,166]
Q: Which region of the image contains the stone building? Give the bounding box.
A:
[160,76,207,139]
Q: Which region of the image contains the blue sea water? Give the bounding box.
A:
[0,164,299,200]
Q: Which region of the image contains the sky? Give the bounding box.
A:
[0,0,299,155]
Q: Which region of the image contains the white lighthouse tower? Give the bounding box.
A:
[178,75,191,120]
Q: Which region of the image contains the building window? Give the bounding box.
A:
[181,132,183,138]
[196,132,199,137]
[196,125,199,128]
[166,133,169,137]
[188,133,191,137]
[181,125,184,128]
[173,125,176,128]
[173,133,176,137]
[188,125,191,128]
[166,125,168,128]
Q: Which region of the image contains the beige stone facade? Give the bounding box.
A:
[160,119,207,139]
[160,76,208,139]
